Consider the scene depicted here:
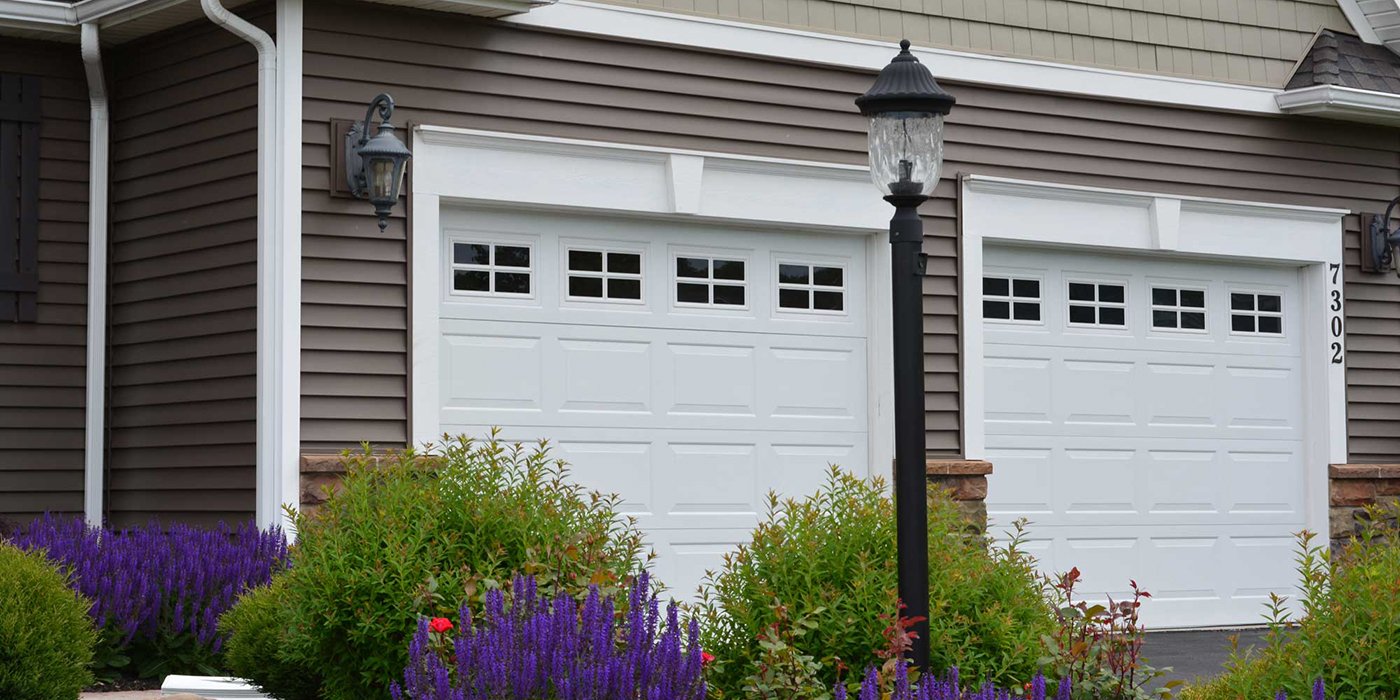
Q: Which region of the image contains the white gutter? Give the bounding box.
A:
[80,22,107,526]
[201,0,286,530]
[1276,84,1400,125]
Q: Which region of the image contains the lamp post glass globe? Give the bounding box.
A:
[868,111,944,197]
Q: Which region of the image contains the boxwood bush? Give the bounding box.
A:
[0,543,97,700]
[225,431,651,700]
[698,467,1055,698]
[1181,505,1400,700]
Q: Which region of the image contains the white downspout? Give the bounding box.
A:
[201,0,284,530]
[80,23,107,526]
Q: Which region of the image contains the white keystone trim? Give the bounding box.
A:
[409,125,895,476]
[81,22,107,526]
[504,0,1286,116]
[959,174,1349,564]
[1276,84,1400,125]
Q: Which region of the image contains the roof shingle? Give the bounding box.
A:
[1287,29,1400,94]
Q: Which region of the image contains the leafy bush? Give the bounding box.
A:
[233,432,650,700]
[219,578,320,700]
[392,572,705,700]
[698,467,1054,697]
[8,515,288,681]
[841,661,1061,700]
[0,543,97,700]
[1181,507,1400,700]
[1040,568,1175,700]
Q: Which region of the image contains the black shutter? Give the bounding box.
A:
[0,73,40,323]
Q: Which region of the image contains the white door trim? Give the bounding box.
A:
[408,126,894,474]
[960,174,1349,554]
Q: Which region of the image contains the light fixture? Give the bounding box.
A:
[854,39,955,674]
[345,93,412,231]
[1364,197,1400,278]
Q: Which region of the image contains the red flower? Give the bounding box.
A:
[429,617,453,634]
[701,651,716,666]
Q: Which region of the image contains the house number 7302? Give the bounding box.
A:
[1328,263,1344,365]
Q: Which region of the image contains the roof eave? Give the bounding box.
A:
[1276,84,1400,125]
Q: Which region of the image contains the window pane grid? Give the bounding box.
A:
[1229,291,1284,336]
[777,263,846,313]
[451,242,532,296]
[1150,286,1207,332]
[982,275,1041,324]
[1066,281,1127,327]
[566,248,643,302]
[674,255,746,307]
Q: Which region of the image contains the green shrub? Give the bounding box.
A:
[229,431,651,700]
[698,467,1054,697]
[1181,506,1400,700]
[0,543,97,700]
[220,578,320,700]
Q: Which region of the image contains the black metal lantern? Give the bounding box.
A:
[855,39,955,674]
[1364,197,1400,277]
[856,39,956,198]
[346,93,412,231]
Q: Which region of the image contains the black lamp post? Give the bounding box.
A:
[345,93,413,231]
[855,39,955,673]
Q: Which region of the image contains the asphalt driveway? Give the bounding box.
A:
[1143,628,1274,689]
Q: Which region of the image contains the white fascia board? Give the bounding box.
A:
[1276,84,1400,125]
[504,0,1285,116]
[0,0,195,29]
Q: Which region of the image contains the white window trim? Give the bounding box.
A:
[1227,288,1287,337]
[1064,277,1130,329]
[562,244,646,305]
[447,239,537,299]
[1148,283,1210,334]
[671,251,751,310]
[960,174,1349,562]
[774,259,848,317]
[409,126,894,478]
[981,273,1044,326]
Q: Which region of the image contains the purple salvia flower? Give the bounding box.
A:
[1313,677,1326,700]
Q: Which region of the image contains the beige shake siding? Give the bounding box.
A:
[105,7,269,526]
[594,0,1353,85]
[301,1,1399,465]
[0,39,90,523]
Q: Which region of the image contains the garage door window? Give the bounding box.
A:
[451,242,532,297]
[675,255,746,307]
[1067,280,1126,327]
[567,248,643,302]
[1230,291,1284,335]
[777,262,845,313]
[1151,286,1207,332]
[983,276,1041,323]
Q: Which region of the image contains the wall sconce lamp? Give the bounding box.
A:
[345,93,412,231]
[1362,197,1400,278]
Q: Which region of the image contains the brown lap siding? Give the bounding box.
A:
[301,2,1399,467]
[0,40,89,524]
[105,5,272,527]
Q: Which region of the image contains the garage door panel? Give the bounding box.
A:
[987,436,1304,527]
[441,320,866,433]
[985,344,1302,441]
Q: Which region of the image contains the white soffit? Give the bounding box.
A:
[505,0,1286,116]
[1276,84,1400,125]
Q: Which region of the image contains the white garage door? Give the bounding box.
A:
[436,208,874,598]
[983,245,1307,628]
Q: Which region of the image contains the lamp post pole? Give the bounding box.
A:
[887,190,931,672]
[855,38,955,675]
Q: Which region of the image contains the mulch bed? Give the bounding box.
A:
[84,678,161,693]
